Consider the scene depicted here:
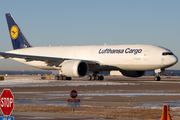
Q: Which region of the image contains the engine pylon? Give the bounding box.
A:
[160,105,172,120]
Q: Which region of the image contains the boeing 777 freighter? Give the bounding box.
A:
[0,13,178,81]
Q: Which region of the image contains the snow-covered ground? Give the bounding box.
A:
[0,77,147,87]
[1,77,180,108]
[13,90,180,108]
[13,90,180,98]
[1,77,180,88]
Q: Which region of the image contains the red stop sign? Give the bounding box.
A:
[70,90,77,98]
[0,89,14,116]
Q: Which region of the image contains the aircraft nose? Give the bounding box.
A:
[172,55,178,65]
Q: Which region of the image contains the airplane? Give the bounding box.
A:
[0,13,178,81]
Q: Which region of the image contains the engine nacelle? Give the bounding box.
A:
[61,60,88,77]
[120,70,145,77]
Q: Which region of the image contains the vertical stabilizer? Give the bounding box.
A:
[5,13,32,50]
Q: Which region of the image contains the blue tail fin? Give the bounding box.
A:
[6,13,32,50]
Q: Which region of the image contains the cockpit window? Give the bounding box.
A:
[162,52,173,56]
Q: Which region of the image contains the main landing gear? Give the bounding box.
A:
[55,69,71,80]
[55,75,72,80]
[154,69,164,81]
[87,72,104,81]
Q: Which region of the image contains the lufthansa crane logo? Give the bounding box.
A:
[10,25,19,40]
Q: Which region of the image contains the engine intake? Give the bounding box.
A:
[61,60,88,77]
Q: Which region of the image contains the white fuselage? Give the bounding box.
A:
[7,44,178,71]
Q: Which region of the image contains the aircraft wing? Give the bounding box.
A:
[0,52,99,66]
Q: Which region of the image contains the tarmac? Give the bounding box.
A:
[0,75,180,120]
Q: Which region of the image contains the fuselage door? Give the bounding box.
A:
[144,50,150,60]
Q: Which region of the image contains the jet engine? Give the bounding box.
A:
[120,70,145,77]
[61,60,88,77]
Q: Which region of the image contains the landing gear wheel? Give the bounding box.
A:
[66,77,72,80]
[55,75,71,80]
[87,75,92,81]
[91,75,95,81]
[55,75,59,80]
[99,75,104,80]
[87,75,104,81]
[59,75,63,80]
[62,76,67,80]
[94,75,99,80]
[154,76,161,81]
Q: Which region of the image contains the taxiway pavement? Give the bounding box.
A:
[0,76,180,120]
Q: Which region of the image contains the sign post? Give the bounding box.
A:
[68,90,80,111]
[0,89,14,120]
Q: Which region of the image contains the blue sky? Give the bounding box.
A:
[0,0,180,70]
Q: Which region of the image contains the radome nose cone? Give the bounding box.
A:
[172,55,178,65]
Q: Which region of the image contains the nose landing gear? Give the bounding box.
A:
[154,69,165,81]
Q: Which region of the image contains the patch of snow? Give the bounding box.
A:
[0,77,147,87]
